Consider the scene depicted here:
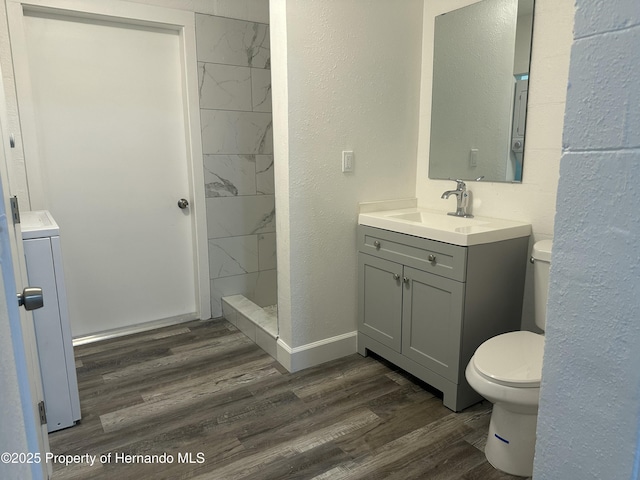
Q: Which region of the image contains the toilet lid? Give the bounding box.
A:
[473,331,545,387]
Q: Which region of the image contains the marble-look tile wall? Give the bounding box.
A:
[195,13,276,317]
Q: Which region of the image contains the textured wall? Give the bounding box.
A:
[271,0,423,348]
[417,0,575,331]
[534,0,640,477]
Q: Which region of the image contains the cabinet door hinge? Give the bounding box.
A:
[38,400,47,425]
[10,196,20,224]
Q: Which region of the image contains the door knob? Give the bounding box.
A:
[177,198,189,209]
[17,287,44,311]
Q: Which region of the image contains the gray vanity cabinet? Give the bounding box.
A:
[358,254,403,352]
[401,266,464,382]
[357,225,528,412]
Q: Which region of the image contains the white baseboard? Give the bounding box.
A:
[72,313,198,346]
[276,331,357,372]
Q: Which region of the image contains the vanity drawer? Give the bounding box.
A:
[358,225,467,282]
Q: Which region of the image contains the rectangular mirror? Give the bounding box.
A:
[428,0,534,183]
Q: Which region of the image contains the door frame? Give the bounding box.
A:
[7,0,211,322]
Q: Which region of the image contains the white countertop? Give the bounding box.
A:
[358,207,531,246]
[21,210,60,239]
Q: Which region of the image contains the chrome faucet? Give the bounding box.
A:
[441,179,473,218]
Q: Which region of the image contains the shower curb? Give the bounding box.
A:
[222,295,278,360]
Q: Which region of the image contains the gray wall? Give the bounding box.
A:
[534,0,640,477]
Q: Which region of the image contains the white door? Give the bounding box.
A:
[0,73,50,479]
[8,0,210,338]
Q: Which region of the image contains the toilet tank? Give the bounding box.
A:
[532,240,552,331]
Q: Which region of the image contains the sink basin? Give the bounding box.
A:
[389,211,486,226]
[359,208,531,246]
[389,212,423,222]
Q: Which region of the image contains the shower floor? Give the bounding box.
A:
[222,295,277,359]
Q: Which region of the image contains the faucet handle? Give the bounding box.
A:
[453,179,467,190]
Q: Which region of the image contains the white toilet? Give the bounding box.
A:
[465,239,552,477]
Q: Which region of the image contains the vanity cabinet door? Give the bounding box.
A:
[358,253,403,352]
[401,266,464,382]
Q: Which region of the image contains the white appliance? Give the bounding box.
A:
[21,210,81,432]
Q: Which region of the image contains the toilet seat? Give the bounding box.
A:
[473,331,544,388]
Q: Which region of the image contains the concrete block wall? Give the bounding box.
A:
[534,0,640,477]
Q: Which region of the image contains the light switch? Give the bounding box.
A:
[469,148,478,168]
[342,151,354,173]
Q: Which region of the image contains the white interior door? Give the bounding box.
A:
[0,71,50,479]
[9,1,209,338]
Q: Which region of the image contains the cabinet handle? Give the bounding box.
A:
[403,276,410,284]
[373,240,381,250]
[393,273,400,280]
[428,254,436,263]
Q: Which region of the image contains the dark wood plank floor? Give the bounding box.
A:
[49,318,528,479]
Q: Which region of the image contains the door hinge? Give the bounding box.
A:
[38,400,47,425]
[10,196,20,224]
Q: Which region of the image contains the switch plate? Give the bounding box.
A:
[469,148,478,168]
[342,151,354,173]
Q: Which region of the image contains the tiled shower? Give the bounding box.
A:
[194,14,276,321]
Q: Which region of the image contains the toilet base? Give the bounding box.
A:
[485,403,538,477]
